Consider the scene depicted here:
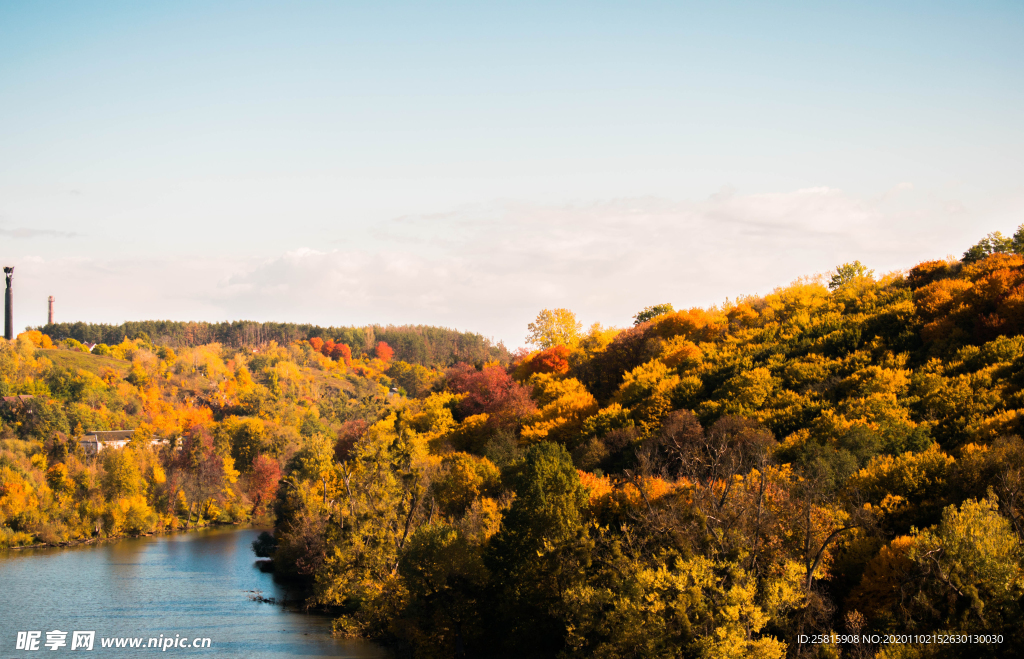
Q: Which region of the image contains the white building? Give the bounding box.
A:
[79,430,175,455]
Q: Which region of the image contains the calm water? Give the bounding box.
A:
[0,528,387,658]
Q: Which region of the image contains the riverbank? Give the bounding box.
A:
[2,519,257,551]
[0,526,387,658]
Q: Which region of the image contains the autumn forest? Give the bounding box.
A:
[5,228,1024,658]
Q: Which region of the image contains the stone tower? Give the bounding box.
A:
[48,296,54,325]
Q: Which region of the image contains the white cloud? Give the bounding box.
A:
[205,187,970,343]
[8,187,991,346]
[0,226,81,239]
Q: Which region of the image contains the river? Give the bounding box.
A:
[0,528,387,658]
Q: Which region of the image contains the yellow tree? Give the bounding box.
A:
[521,374,599,446]
[526,308,583,349]
[908,498,1024,633]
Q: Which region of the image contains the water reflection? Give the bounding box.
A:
[0,528,387,658]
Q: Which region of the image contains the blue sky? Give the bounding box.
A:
[1,1,1022,345]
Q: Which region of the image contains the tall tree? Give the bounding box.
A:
[526,309,582,349]
[633,303,674,325]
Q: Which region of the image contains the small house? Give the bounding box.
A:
[79,430,175,455]
[1,394,35,406]
[79,430,134,454]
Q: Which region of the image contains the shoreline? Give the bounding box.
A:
[2,520,259,552]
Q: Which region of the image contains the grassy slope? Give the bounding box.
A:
[35,349,130,377]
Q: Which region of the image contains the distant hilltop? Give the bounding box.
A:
[33,320,510,368]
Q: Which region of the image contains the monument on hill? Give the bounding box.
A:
[3,267,12,341]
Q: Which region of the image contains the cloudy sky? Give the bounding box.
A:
[1,1,1022,346]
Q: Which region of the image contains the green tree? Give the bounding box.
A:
[228,417,267,472]
[46,463,75,501]
[487,442,590,654]
[309,415,427,636]
[493,442,588,556]
[526,308,583,349]
[828,261,874,290]
[908,497,1024,636]
[21,397,71,441]
[398,523,490,655]
[386,361,438,398]
[431,452,499,518]
[101,449,145,499]
[561,549,795,659]
[125,362,150,388]
[299,407,330,438]
[962,228,1020,264]
[633,303,675,325]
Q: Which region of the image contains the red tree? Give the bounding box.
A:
[375,341,394,363]
[173,426,234,525]
[446,362,537,431]
[335,419,368,462]
[249,454,281,515]
[309,337,324,353]
[322,338,336,357]
[520,345,571,377]
[331,343,352,364]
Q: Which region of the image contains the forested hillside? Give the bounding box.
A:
[4,228,1024,658]
[37,320,510,366]
[261,231,1024,659]
[0,334,437,546]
